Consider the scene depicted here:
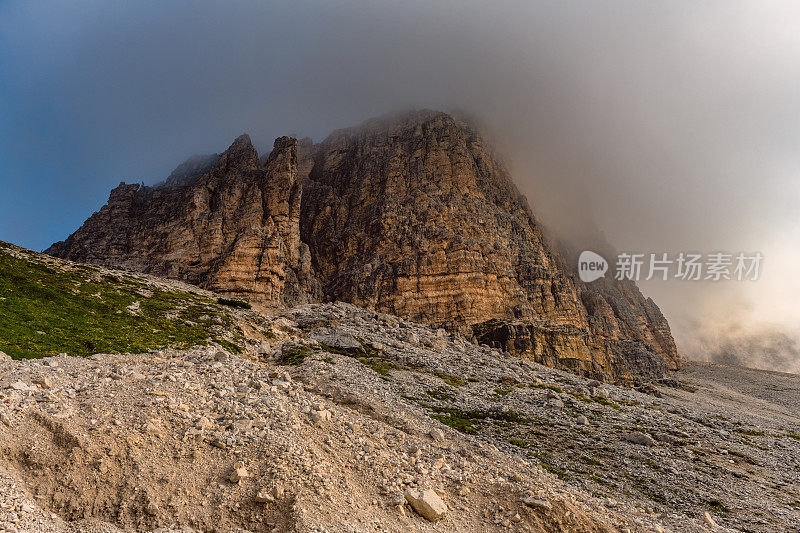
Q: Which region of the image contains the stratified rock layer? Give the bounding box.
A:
[47,111,679,380]
[300,112,679,379]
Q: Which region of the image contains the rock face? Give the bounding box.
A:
[47,135,319,307]
[47,110,679,380]
[300,111,678,379]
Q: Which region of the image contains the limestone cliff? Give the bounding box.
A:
[300,111,679,379]
[47,135,320,307]
[47,111,679,380]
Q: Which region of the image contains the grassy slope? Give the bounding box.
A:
[0,241,245,359]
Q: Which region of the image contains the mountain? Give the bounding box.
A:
[46,111,678,381]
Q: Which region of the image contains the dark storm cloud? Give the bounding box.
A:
[1,1,798,369]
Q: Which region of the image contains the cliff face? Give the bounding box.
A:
[47,135,320,307]
[300,112,679,379]
[47,111,679,380]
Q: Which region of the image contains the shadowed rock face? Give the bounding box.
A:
[47,110,679,380]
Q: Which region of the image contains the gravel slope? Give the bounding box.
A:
[1,301,798,532]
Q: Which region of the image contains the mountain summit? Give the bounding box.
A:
[47,111,679,380]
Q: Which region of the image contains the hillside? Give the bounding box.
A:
[0,241,264,359]
[1,246,799,531]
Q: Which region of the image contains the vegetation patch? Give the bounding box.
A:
[426,387,456,402]
[493,386,513,397]
[217,297,251,309]
[427,405,531,435]
[279,345,313,366]
[735,428,766,437]
[707,499,730,514]
[727,449,758,465]
[529,382,563,394]
[433,371,465,387]
[0,242,241,359]
[539,460,570,481]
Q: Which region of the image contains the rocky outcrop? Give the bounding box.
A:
[46,135,319,307]
[47,110,679,380]
[300,111,679,379]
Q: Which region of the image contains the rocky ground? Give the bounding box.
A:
[1,301,798,532]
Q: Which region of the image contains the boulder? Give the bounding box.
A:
[405,489,447,522]
[311,328,364,354]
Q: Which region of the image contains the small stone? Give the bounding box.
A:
[576,415,588,426]
[429,428,445,442]
[0,351,11,362]
[523,497,552,511]
[703,511,718,527]
[311,328,365,354]
[230,462,249,483]
[405,489,447,522]
[8,381,28,391]
[546,398,564,409]
[310,409,332,425]
[195,416,213,430]
[34,377,53,389]
[0,413,11,427]
[624,431,656,446]
[255,489,275,503]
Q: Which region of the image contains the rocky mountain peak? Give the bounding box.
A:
[212,133,260,172]
[46,112,679,381]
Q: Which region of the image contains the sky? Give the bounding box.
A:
[1,1,799,371]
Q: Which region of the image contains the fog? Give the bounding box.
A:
[1,1,798,371]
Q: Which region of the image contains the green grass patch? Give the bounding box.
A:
[279,345,313,366]
[727,449,757,465]
[433,371,465,387]
[0,243,239,359]
[508,437,529,448]
[427,405,531,435]
[432,412,479,434]
[493,386,513,397]
[216,297,251,309]
[338,337,409,376]
[540,460,570,481]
